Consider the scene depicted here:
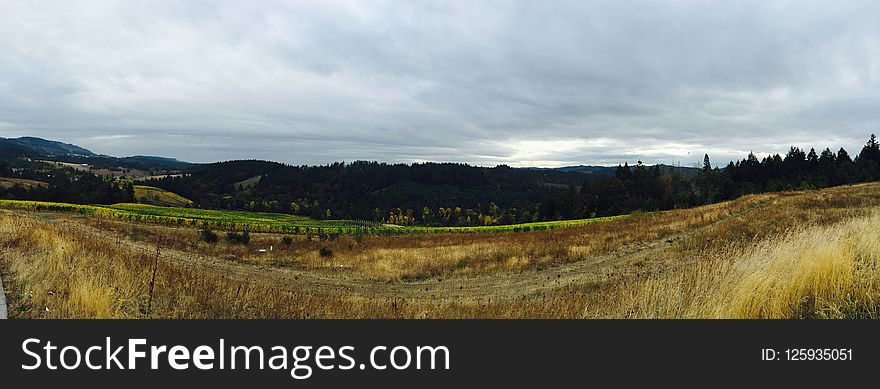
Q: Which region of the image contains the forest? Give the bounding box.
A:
[2,134,878,227]
[0,158,134,204]
[146,134,880,226]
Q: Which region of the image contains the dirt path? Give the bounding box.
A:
[53,199,768,302]
[0,273,7,319]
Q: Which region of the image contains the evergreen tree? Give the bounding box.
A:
[837,148,852,164]
[858,134,880,163]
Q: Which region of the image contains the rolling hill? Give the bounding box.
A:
[0,136,95,157]
[0,136,192,171]
[133,185,194,207]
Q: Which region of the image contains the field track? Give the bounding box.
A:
[0,273,7,319]
[31,196,770,303]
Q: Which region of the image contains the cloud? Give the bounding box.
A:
[1,0,879,166]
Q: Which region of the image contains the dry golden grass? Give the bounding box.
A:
[587,212,880,318]
[75,189,779,281]
[0,177,49,189]
[1,182,880,319]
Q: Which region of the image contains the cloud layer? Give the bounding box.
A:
[2,0,879,167]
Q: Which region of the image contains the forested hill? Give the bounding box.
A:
[146,160,615,223]
[3,134,879,227]
[147,134,880,226]
[0,137,191,170]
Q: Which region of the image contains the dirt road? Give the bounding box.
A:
[60,201,760,302]
[0,274,7,319]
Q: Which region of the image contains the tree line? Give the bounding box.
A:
[0,159,134,204]
[575,134,880,219]
[138,134,880,226]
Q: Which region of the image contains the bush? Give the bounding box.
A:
[200,228,218,244]
[319,246,333,257]
[282,236,293,245]
[225,230,251,245]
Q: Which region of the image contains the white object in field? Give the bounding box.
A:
[270,245,273,251]
[258,249,267,253]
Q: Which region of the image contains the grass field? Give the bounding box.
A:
[133,185,193,207]
[0,199,623,235]
[0,177,48,189]
[233,175,262,191]
[2,182,880,319]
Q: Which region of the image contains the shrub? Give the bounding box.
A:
[282,236,293,245]
[319,246,333,257]
[200,228,218,244]
[226,230,251,245]
[456,259,468,269]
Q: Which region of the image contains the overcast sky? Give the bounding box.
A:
[2,1,879,167]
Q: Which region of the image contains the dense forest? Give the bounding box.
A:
[0,158,134,204]
[2,134,879,226]
[543,134,880,222]
[144,134,880,227]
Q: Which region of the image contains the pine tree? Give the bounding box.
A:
[858,134,880,162]
[807,148,818,164]
[837,148,852,164]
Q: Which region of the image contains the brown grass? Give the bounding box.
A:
[76,190,779,281]
[1,182,880,319]
[586,212,880,318]
[0,177,48,189]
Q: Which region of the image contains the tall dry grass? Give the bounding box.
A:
[590,212,880,318]
[77,189,780,281]
[2,182,880,319]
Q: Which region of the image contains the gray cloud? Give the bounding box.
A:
[1,0,879,167]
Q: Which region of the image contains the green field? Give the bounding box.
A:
[0,199,624,235]
[233,175,262,191]
[133,185,193,207]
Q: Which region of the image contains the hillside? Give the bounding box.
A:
[0,136,191,171]
[0,177,48,189]
[133,185,193,207]
[3,134,880,230]
[0,199,619,235]
[0,136,95,157]
[2,182,879,318]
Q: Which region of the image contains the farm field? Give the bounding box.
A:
[133,185,193,207]
[0,177,48,189]
[2,182,880,319]
[0,199,623,235]
[38,160,152,178]
[233,175,262,190]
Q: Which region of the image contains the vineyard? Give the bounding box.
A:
[133,185,193,207]
[0,199,623,235]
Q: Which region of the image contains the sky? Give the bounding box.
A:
[1,0,880,168]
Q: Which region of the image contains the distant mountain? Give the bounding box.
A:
[0,136,698,184]
[0,139,37,158]
[116,156,191,170]
[1,136,95,157]
[523,163,699,177]
[0,137,192,170]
